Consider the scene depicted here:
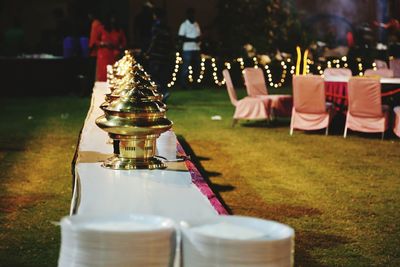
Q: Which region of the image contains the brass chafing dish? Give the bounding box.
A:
[96,69,172,170]
[102,64,162,109]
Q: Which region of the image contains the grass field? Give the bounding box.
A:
[0,87,399,266]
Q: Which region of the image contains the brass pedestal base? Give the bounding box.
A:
[102,155,166,170]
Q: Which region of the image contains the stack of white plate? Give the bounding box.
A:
[181,215,294,267]
[58,214,176,267]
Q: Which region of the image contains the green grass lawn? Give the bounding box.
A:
[0,87,399,267]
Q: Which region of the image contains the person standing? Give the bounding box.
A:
[94,16,115,81]
[146,8,174,102]
[88,10,102,57]
[178,8,201,89]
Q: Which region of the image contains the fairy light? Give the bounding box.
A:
[211,57,225,86]
[358,62,364,76]
[167,52,182,87]
[167,51,375,87]
[188,65,194,83]
[265,60,287,88]
[253,57,259,68]
[196,57,206,83]
[290,65,296,75]
[237,57,245,70]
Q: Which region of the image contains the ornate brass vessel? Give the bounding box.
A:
[107,50,137,93]
[96,67,172,170]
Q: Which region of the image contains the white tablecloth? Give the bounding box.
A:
[324,76,400,84]
[70,82,219,222]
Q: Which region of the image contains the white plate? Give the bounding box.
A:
[180,215,294,267]
[181,215,294,242]
[61,213,176,232]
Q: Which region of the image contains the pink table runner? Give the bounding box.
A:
[176,143,229,215]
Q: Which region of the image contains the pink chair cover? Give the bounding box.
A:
[233,97,270,120]
[394,107,400,138]
[374,59,388,69]
[223,69,269,120]
[243,68,268,96]
[290,75,331,132]
[389,58,400,77]
[223,69,238,106]
[323,68,352,80]
[243,68,292,117]
[364,69,394,78]
[323,68,352,102]
[345,77,388,134]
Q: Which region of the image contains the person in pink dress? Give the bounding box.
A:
[88,11,102,57]
[94,17,115,81]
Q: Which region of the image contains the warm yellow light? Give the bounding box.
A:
[296,46,301,75]
[302,49,309,75]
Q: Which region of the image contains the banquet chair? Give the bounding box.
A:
[323,68,352,80]
[389,58,400,77]
[374,59,388,69]
[344,77,389,139]
[223,69,270,127]
[364,69,394,78]
[243,68,292,118]
[290,75,333,135]
[394,107,400,138]
[323,68,352,105]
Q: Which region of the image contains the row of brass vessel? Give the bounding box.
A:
[96,51,173,170]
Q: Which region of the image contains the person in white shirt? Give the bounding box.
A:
[178,8,201,88]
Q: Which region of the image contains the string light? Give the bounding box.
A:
[358,63,364,75]
[197,57,206,83]
[167,52,182,88]
[265,60,287,88]
[253,57,259,68]
[317,65,324,75]
[290,65,296,75]
[166,51,371,88]
[306,58,313,74]
[211,57,225,86]
[237,57,245,71]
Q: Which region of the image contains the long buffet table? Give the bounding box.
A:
[70,82,228,223]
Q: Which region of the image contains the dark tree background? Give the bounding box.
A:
[215,0,308,56]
